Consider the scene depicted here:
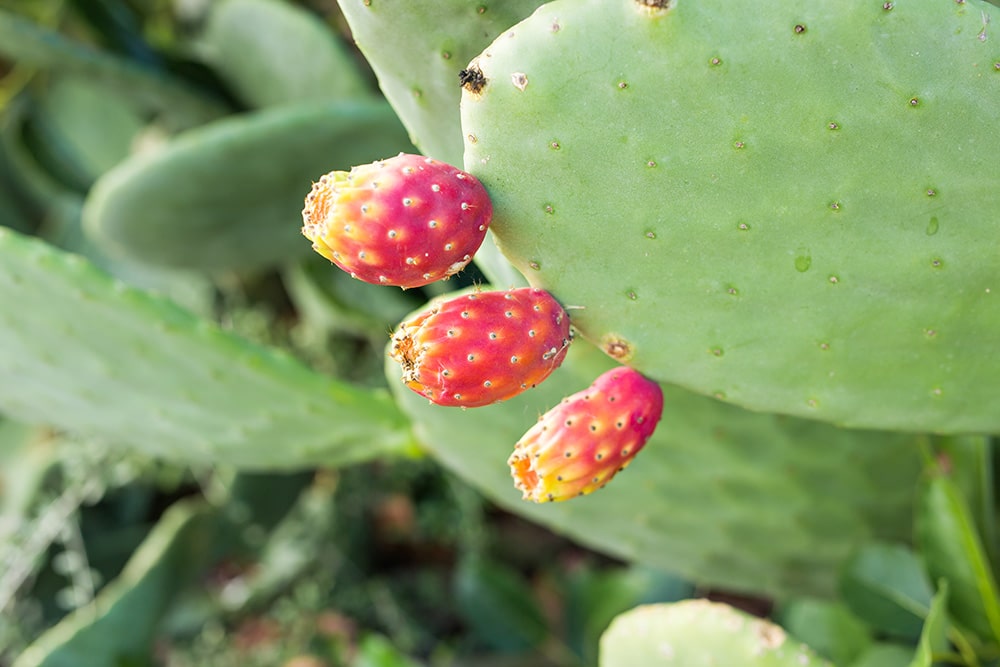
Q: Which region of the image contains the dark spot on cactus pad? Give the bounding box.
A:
[711,347,724,357]
[794,24,807,34]
[909,96,920,107]
[634,0,674,14]
[733,141,745,149]
[794,253,812,273]
[819,342,830,351]
[931,258,944,269]
[601,334,633,362]
[528,261,541,270]
[512,72,528,91]
[710,57,723,66]
[926,188,937,197]
[828,121,840,130]
[460,65,487,95]
[883,2,894,9]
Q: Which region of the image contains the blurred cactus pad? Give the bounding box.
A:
[460,0,1000,432]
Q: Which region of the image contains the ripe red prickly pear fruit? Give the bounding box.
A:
[301,153,492,288]
[508,366,664,503]
[389,288,572,407]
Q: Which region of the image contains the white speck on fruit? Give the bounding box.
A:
[431,184,441,192]
[429,220,438,229]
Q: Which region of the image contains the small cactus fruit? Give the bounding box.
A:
[389,288,572,407]
[508,366,663,503]
[301,153,492,288]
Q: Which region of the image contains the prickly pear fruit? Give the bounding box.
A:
[389,287,572,407]
[508,366,663,503]
[301,153,492,288]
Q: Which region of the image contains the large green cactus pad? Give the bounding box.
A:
[461,0,1000,433]
[0,229,410,468]
[389,319,921,599]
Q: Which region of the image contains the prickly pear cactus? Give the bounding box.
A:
[460,0,1000,433]
[389,320,922,598]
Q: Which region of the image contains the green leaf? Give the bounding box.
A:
[839,542,935,640]
[199,0,370,109]
[849,644,916,667]
[454,556,549,653]
[599,600,833,667]
[778,598,872,666]
[13,499,217,667]
[933,436,998,571]
[352,635,422,667]
[908,581,949,667]
[83,100,414,271]
[915,465,1000,645]
[0,229,412,469]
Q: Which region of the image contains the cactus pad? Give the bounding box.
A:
[84,101,413,272]
[599,601,832,666]
[0,229,411,469]
[337,0,544,164]
[461,0,1000,433]
[389,307,922,599]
